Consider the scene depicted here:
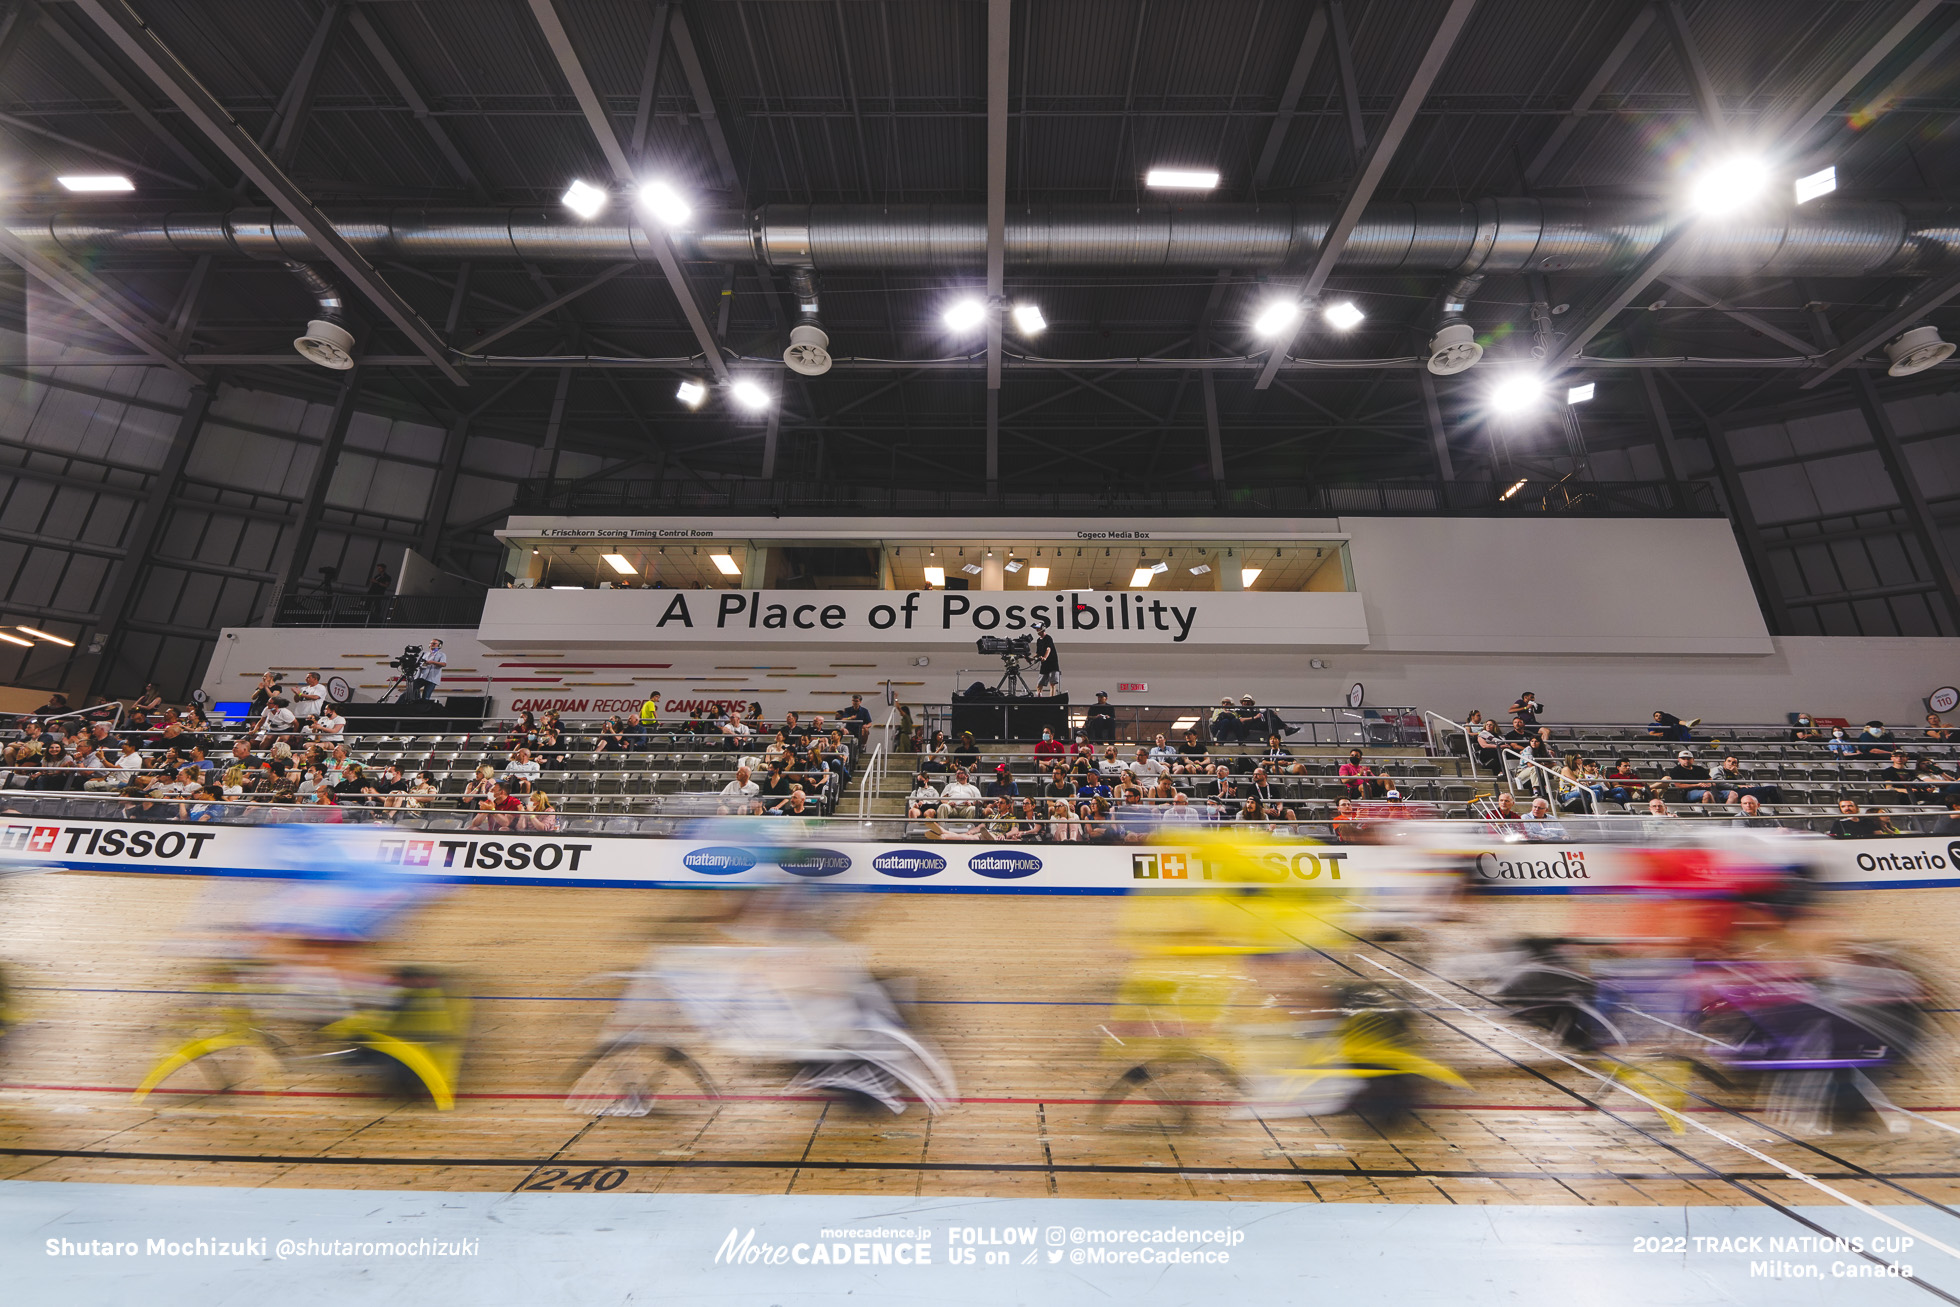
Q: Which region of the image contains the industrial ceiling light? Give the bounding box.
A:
[0,631,34,646]
[1129,567,1155,587]
[923,566,946,587]
[1795,165,1837,205]
[1011,303,1047,334]
[561,179,607,219]
[1566,382,1596,405]
[1253,300,1301,337]
[961,563,982,575]
[1025,566,1049,586]
[1240,568,1262,587]
[1323,301,1365,330]
[602,554,636,575]
[709,553,742,576]
[1145,167,1220,190]
[1004,559,1024,572]
[1188,563,1212,575]
[1501,477,1529,501]
[58,174,133,192]
[675,379,707,408]
[16,625,72,645]
[943,298,986,332]
[1884,325,1956,377]
[1490,373,1541,413]
[1689,156,1769,216]
[638,179,691,227]
[1149,561,1169,574]
[730,379,771,410]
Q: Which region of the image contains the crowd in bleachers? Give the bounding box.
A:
[3,673,1958,842]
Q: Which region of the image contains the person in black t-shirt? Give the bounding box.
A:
[1085,691,1116,743]
[1663,750,1713,802]
[759,764,795,800]
[1033,621,1060,696]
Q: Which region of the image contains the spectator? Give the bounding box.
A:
[769,784,814,818]
[594,716,631,754]
[1926,713,1954,743]
[372,763,411,809]
[1790,713,1823,743]
[463,763,498,802]
[1646,710,1699,742]
[131,682,165,715]
[939,768,982,821]
[1246,767,1297,821]
[1258,734,1304,775]
[838,694,872,749]
[1733,795,1781,828]
[1128,746,1164,786]
[1471,719,1504,775]
[1486,792,1523,826]
[1709,754,1781,805]
[1073,771,1112,816]
[988,763,1021,800]
[1643,796,1675,830]
[1555,754,1594,812]
[1339,749,1387,800]
[1508,692,1545,725]
[1663,750,1713,803]
[1208,696,1242,743]
[1872,752,1923,807]
[1331,797,1364,843]
[1160,791,1200,826]
[759,763,794,803]
[1033,620,1060,697]
[1503,715,1536,746]
[920,731,951,776]
[718,765,760,815]
[404,771,439,811]
[1523,796,1567,842]
[1235,695,1294,740]
[1032,726,1066,761]
[247,675,277,716]
[503,746,542,794]
[952,731,981,771]
[1085,691,1117,744]
[1041,765,1075,804]
[310,703,345,740]
[256,696,298,746]
[1856,720,1895,755]
[1829,798,1886,839]
[291,672,327,720]
[518,791,559,833]
[1827,727,1859,758]
[470,781,521,831]
[1094,745,1125,780]
[635,692,659,747]
[1172,732,1211,775]
[719,708,754,750]
[1934,801,1960,836]
[906,773,941,821]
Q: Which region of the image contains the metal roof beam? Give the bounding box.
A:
[1658,1,1723,127]
[0,224,199,382]
[71,0,465,385]
[1522,4,1654,188]
[34,2,219,186]
[468,262,635,354]
[525,0,727,383]
[269,0,345,168]
[1253,0,1479,390]
[985,0,1010,392]
[1801,264,1960,389]
[1654,275,1817,354]
[1250,4,1328,190]
[669,4,742,193]
[346,6,487,200]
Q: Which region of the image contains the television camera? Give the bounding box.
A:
[976,633,1036,696]
[379,644,424,704]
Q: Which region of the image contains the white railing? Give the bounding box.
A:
[1501,746,1599,813]
[857,742,888,822]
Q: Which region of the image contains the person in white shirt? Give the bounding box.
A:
[906,773,941,819]
[113,739,146,778]
[410,638,446,703]
[292,672,327,719]
[938,768,982,823]
[1147,734,1178,767]
[1129,747,1164,784]
[719,765,761,815]
[311,704,346,739]
[1160,791,1201,824]
[503,746,542,794]
[257,696,297,743]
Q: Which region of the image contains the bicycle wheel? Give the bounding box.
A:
[565,1041,720,1117]
[1089,1056,1239,1134]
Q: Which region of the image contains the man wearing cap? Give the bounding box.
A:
[1663,749,1714,803]
[1032,620,1060,697]
[987,762,1022,800]
[1086,689,1117,744]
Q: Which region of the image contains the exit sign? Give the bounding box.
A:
[1118,682,1147,693]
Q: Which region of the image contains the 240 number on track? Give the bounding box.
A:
[521,1167,629,1192]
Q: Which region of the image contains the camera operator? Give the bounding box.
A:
[408,638,446,703]
[1033,620,1060,696]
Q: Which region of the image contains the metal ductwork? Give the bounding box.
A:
[16,198,1960,277]
[782,265,831,376]
[1425,273,1485,375]
[283,260,354,370]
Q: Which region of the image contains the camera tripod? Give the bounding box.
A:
[993,654,1035,697]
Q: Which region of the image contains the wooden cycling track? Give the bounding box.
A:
[4,870,1960,1211]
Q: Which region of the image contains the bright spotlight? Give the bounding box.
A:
[1011,303,1047,334]
[943,299,986,332]
[602,554,636,575]
[1501,477,1528,501]
[1795,165,1837,205]
[1566,382,1596,405]
[675,379,707,408]
[1491,373,1541,413]
[1253,301,1301,337]
[710,553,743,577]
[639,179,691,227]
[1689,156,1769,215]
[1025,566,1049,586]
[561,179,608,219]
[1145,167,1220,190]
[1323,301,1365,330]
[730,379,770,410]
[58,174,134,192]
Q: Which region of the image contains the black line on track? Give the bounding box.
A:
[10,1144,1960,1182]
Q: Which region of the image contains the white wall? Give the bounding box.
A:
[202,625,1958,727]
[1341,516,1771,654]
